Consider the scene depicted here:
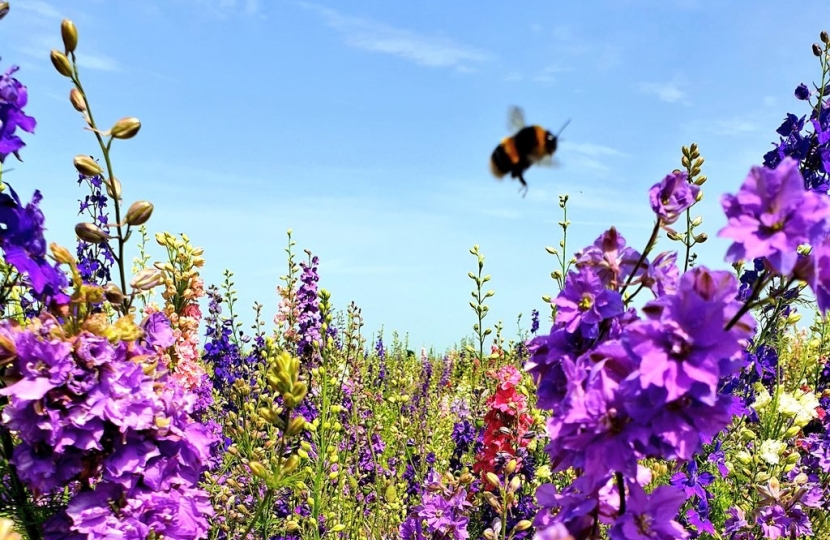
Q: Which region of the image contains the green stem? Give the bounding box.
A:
[1,422,42,540]
[70,58,128,312]
[621,220,661,296]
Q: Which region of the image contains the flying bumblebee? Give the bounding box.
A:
[489,106,570,197]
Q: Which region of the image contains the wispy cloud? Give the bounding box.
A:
[639,79,690,105]
[562,142,628,174]
[297,3,490,70]
[711,118,761,136]
[180,0,260,16]
[13,0,62,19]
[16,34,120,72]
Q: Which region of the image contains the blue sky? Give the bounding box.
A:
[3,0,830,351]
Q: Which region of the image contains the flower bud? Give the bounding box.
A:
[0,3,9,22]
[694,233,708,243]
[813,43,823,57]
[694,175,708,185]
[105,177,122,200]
[508,475,522,493]
[110,117,141,140]
[483,530,496,540]
[74,155,103,176]
[68,88,86,112]
[130,268,163,291]
[505,459,518,475]
[485,472,501,488]
[61,19,78,54]
[822,31,830,44]
[49,242,75,265]
[248,461,268,480]
[286,416,307,437]
[125,200,154,226]
[50,50,73,77]
[75,222,109,244]
[513,520,532,532]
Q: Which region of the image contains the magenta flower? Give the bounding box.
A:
[649,171,699,224]
[609,484,689,540]
[719,158,830,276]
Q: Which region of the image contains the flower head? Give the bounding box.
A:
[649,171,699,225]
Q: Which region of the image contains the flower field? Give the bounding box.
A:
[2,8,830,540]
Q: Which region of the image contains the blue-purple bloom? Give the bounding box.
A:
[0,64,36,163]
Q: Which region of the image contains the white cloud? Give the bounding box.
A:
[639,80,690,105]
[298,3,490,69]
[17,34,120,72]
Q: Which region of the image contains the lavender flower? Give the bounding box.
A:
[296,255,321,364]
[719,158,830,276]
[649,170,699,225]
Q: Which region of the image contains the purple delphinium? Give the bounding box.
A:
[202,285,244,397]
[530,309,540,334]
[75,173,114,286]
[0,63,36,163]
[0,184,69,310]
[649,170,700,225]
[554,265,624,336]
[296,255,322,365]
[0,314,217,539]
[719,158,830,277]
[574,227,644,290]
[399,471,471,540]
[375,335,387,384]
[609,484,689,540]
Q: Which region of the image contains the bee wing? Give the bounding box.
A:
[531,155,562,168]
[508,106,526,132]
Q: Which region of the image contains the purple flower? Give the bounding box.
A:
[642,251,679,297]
[0,64,36,163]
[609,484,689,540]
[530,308,540,334]
[624,267,755,405]
[575,227,644,290]
[795,83,811,100]
[649,171,699,225]
[756,505,792,539]
[0,185,69,306]
[296,255,322,364]
[141,312,175,349]
[719,158,830,276]
[554,266,624,335]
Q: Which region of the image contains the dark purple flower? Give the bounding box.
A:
[530,309,540,334]
[0,64,36,163]
[795,83,811,100]
[649,171,699,225]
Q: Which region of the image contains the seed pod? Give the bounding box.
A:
[125,200,154,226]
[105,177,122,200]
[822,31,830,44]
[73,155,102,176]
[61,19,78,53]
[104,283,125,304]
[75,222,109,244]
[813,43,823,57]
[110,117,141,140]
[50,50,73,77]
